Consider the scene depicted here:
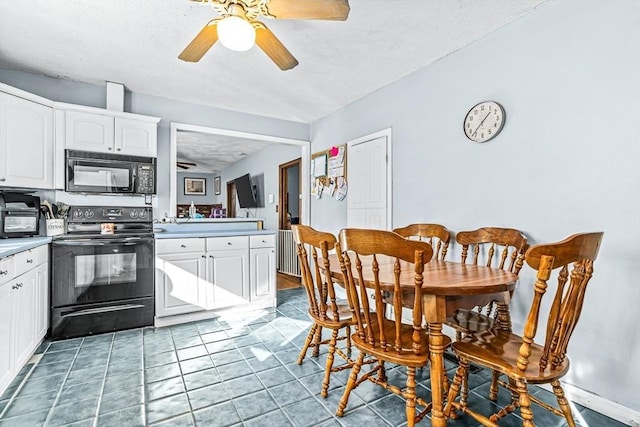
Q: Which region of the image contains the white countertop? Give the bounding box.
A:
[154,229,275,239]
[0,237,51,258]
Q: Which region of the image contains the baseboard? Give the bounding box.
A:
[537,382,640,426]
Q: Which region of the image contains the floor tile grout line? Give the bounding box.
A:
[41,339,84,427]
[90,333,115,427]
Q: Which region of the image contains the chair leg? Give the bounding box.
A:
[405,366,417,427]
[444,359,466,418]
[336,352,365,417]
[460,359,470,409]
[297,324,318,365]
[489,370,500,401]
[312,325,323,357]
[552,380,577,427]
[321,329,339,398]
[516,379,534,427]
[345,325,352,358]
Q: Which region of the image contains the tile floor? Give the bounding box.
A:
[0,288,627,427]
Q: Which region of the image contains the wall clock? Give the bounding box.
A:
[463,101,505,142]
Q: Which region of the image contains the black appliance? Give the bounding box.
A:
[0,192,40,238]
[66,150,156,195]
[50,205,154,340]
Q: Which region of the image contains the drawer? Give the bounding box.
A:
[14,249,38,276]
[250,234,275,249]
[0,255,15,284]
[156,238,205,254]
[206,236,248,251]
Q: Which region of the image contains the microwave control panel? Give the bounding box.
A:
[136,164,155,194]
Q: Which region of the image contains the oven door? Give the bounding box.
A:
[66,157,135,193]
[51,236,154,307]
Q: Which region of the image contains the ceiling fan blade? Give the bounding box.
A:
[264,0,350,21]
[254,22,298,71]
[178,19,220,62]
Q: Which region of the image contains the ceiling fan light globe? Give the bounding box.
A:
[218,16,255,52]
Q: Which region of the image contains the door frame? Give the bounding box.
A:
[169,122,310,225]
[278,157,301,229]
[346,128,393,230]
[226,180,237,219]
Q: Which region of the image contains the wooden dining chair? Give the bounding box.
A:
[444,232,604,427]
[334,228,452,427]
[392,223,452,260]
[291,224,355,398]
[448,227,529,341]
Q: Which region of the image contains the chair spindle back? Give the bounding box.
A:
[392,223,451,260]
[337,228,433,355]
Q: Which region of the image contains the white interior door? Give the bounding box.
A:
[347,131,391,229]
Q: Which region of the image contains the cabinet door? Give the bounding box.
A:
[65,110,115,153]
[0,92,54,189]
[0,281,14,396]
[35,263,49,341]
[156,252,206,317]
[11,270,36,368]
[114,117,157,157]
[250,247,275,300]
[207,249,249,309]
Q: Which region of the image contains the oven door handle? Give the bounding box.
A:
[61,304,146,317]
[53,237,152,246]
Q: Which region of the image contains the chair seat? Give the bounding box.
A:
[307,301,354,328]
[452,329,570,384]
[446,309,495,334]
[352,317,452,367]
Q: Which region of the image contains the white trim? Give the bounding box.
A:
[537,383,640,426]
[53,101,161,122]
[169,122,310,226]
[346,127,393,230]
[0,82,53,106]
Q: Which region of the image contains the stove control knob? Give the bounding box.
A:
[130,210,139,218]
[74,209,83,218]
[85,210,94,218]
[139,210,147,218]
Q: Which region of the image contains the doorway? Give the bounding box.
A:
[226,180,237,219]
[278,158,301,229]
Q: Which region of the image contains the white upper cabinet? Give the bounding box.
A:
[115,117,157,157]
[63,108,159,157]
[65,110,114,153]
[0,88,54,189]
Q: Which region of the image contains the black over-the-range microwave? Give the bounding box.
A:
[66,150,156,195]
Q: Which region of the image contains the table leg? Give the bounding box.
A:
[428,322,447,427]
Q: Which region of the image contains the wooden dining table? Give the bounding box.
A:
[326,255,519,427]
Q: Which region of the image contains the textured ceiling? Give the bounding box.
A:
[0,0,546,124]
[177,131,276,173]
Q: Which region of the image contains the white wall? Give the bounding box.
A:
[310,0,640,412]
[220,143,302,230]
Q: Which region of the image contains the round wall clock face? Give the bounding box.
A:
[463,101,505,142]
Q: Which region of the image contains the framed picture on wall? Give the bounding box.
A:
[184,178,206,195]
[214,176,221,195]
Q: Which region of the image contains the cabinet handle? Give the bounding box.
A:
[0,270,7,275]
[227,242,232,245]
[27,259,34,263]
[117,148,121,151]
[107,147,112,151]
[17,283,23,288]
[201,255,206,258]
[12,284,19,290]
[0,178,5,182]
[209,255,213,258]
[180,244,186,248]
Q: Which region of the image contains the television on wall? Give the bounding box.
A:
[235,173,258,208]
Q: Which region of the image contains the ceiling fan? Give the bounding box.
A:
[177,161,197,170]
[178,0,350,70]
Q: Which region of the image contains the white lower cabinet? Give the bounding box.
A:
[0,244,49,396]
[155,234,275,324]
[155,239,207,318]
